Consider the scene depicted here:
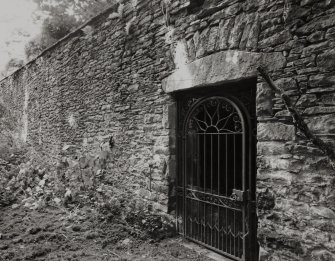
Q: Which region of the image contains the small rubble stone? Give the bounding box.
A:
[85,231,99,239]
[27,227,42,235]
[311,206,335,219]
[72,225,81,232]
[0,244,8,250]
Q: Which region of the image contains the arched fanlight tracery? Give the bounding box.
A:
[185,97,244,135]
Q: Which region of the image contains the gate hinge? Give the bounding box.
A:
[231,189,249,202]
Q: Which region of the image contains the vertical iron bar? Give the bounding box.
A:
[198,134,201,242]
[242,207,246,260]
[242,114,247,260]
[211,134,213,194]
[218,135,220,195]
[192,132,194,238]
[211,134,213,247]
[204,105,207,245]
[225,135,228,196]
[237,212,240,257]
[197,134,200,190]
[191,133,194,191]
[225,134,228,253]
[226,208,229,253]
[198,197,200,241]
[203,132,206,243]
[234,135,236,188]
[222,207,224,252]
[234,209,236,256]
[183,135,186,236]
[230,210,232,255]
[234,135,236,256]
[218,135,220,249]
[197,134,200,241]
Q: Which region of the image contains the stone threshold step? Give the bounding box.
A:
[178,238,232,261]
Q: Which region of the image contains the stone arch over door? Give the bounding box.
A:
[162,50,286,260]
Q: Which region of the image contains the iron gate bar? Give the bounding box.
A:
[225,134,228,254]
[176,87,257,261]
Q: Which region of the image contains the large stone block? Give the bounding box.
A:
[306,115,335,134]
[303,106,335,115]
[195,28,210,58]
[228,13,246,49]
[246,14,260,50]
[311,250,335,261]
[162,103,176,129]
[258,30,292,48]
[206,26,219,53]
[311,206,335,219]
[257,189,275,210]
[186,38,196,61]
[295,94,317,107]
[162,50,286,93]
[326,27,335,39]
[296,14,335,35]
[307,31,324,43]
[303,41,329,56]
[309,74,335,88]
[257,155,292,170]
[215,18,234,50]
[256,82,274,116]
[320,93,335,105]
[258,170,294,186]
[257,141,289,156]
[257,122,295,141]
[317,49,335,70]
[239,13,256,49]
[274,78,297,91]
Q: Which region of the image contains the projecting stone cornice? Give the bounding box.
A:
[162,50,286,93]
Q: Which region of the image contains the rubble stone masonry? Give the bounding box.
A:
[1,0,335,260]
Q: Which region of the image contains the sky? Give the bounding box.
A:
[0,0,41,73]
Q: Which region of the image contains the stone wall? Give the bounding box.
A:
[0,1,175,213]
[1,0,335,260]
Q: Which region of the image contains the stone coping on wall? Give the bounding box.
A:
[162,50,286,93]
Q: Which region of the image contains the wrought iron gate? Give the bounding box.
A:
[176,84,257,260]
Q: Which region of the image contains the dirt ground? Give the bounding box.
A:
[0,204,212,261]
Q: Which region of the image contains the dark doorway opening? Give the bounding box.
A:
[175,79,258,261]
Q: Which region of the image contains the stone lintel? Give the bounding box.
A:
[162,50,286,93]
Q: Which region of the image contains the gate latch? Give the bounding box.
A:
[231,189,247,202]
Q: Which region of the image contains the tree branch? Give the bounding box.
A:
[257,66,335,169]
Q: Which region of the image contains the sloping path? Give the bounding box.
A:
[0,205,212,261]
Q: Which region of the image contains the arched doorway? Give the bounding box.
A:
[175,82,257,260]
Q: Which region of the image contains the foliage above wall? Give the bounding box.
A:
[25,0,118,60]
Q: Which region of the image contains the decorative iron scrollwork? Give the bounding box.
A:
[186,97,243,134]
[185,189,242,209]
